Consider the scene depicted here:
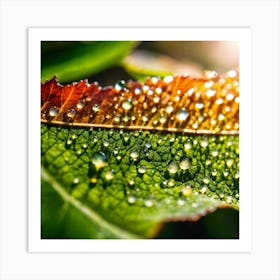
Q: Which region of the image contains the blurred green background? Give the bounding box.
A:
[41,41,239,239]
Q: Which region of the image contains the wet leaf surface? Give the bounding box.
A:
[41,72,239,239]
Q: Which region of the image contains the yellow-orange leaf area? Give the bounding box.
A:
[41,70,239,134]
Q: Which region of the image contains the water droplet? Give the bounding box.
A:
[200,138,208,148]
[127,194,136,204]
[122,99,133,111]
[206,89,216,97]
[144,198,154,207]
[226,159,234,168]
[226,92,234,101]
[184,142,192,151]
[155,87,162,94]
[176,108,189,121]
[115,80,126,92]
[200,186,207,194]
[147,89,154,96]
[216,98,224,105]
[130,151,139,161]
[195,102,204,110]
[163,75,174,83]
[73,177,79,184]
[103,141,109,147]
[192,122,199,129]
[92,104,100,112]
[179,157,191,170]
[218,113,225,121]
[165,104,174,114]
[223,169,229,177]
[206,159,211,165]
[204,70,218,79]
[191,202,198,208]
[76,101,85,110]
[204,80,214,88]
[142,115,149,122]
[212,150,219,157]
[234,172,239,179]
[105,170,114,181]
[167,178,176,187]
[82,143,88,149]
[203,177,210,184]
[151,77,159,84]
[159,115,167,124]
[177,198,185,206]
[66,139,72,145]
[122,115,130,122]
[235,97,240,103]
[91,152,108,170]
[49,106,59,117]
[168,161,179,174]
[187,88,195,96]
[153,96,160,103]
[226,70,237,78]
[226,195,232,203]
[180,185,192,196]
[137,165,146,174]
[144,141,152,149]
[113,115,121,123]
[67,108,76,118]
[211,169,218,176]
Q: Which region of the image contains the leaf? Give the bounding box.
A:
[41,71,239,239]
[41,41,138,83]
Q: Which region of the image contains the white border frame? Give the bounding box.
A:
[1,0,279,279]
[28,27,252,253]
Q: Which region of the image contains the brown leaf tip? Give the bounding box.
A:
[41,70,239,134]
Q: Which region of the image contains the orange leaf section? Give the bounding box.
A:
[41,70,239,134]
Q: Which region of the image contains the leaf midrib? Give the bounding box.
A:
[41,166,141,239]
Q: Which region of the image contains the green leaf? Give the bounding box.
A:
[41,41,138,83]
[41,124,239,239]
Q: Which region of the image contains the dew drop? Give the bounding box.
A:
[226,93,235,101]
[155,87,163,94]
[91,152,108,170]
[168,161,179,174]
[163,75,174,83]
[122,99,133,111]
[200,186,207,194]
[66,139,72,145]
[137,165,146,174]
[180,185,192,196]
[130,151,139,161]
[165,104,174,114]
[92,104,100,112]
[204,80,214,88]
[76,101,85,110]
[211,149,219,157]
[223,169,229,177]
[216,98,224,105]
[191,202,198,208]
[206,89,216,97]
[195,101,204,110]
[200,138,208,148]
[115,80,126,92]
[73,177,79,184]
[226,70,237,78]
[176,108,189,121]
[226,159,234,168]
[144,198,154,207]
[192,122,199,129]
[127,194,136,204]
[159,115,167,124]
[142,115,149,122]
[113,115,121,123]
[204,70,218,79]
[184,142,192,151]
[49,106,59,117]
[179,157,191,170]
[218,113,225,121]
[103,141,109,147]
[203,177,210,184]
[211,169,218,176]
[153,96,160,103]
[167,178,176,187]
[105,170,114,181]
[144,141,152,149]
[67,108,76,118]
